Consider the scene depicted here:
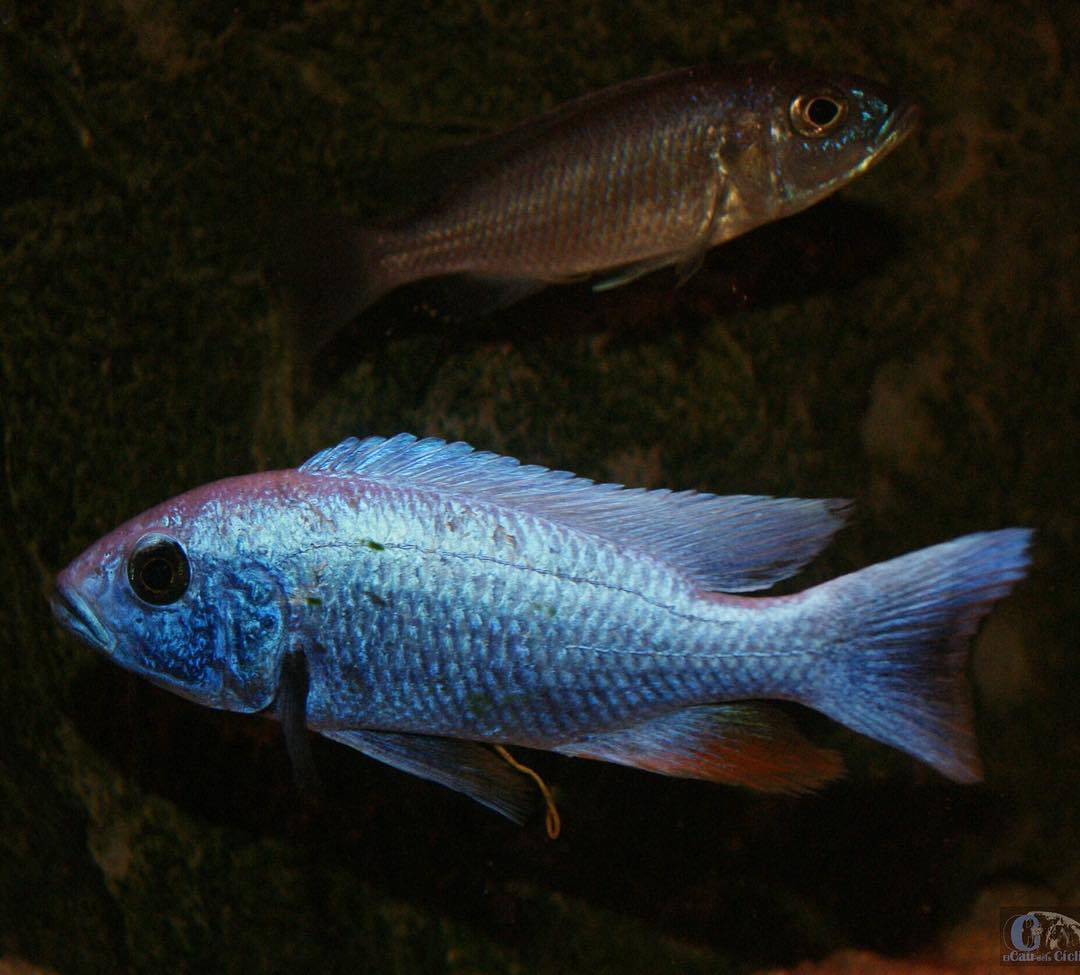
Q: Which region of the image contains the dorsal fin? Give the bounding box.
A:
[300,435,849,593]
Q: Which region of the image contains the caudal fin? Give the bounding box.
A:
[266,209,391,350]
[809,528,1032,782]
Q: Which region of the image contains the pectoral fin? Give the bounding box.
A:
[322,729,537,823]
[276,650,320,793]
[554,703,843,794]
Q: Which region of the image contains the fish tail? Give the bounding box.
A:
[267,209,393,349]
[805,528,1032,782]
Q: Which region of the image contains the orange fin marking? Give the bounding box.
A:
[555,704,844,795]
[494,745,561,839]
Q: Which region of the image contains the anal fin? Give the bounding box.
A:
[592,255,677,292]
[674,248,706,286]
[589,243,707,294]
[554,703,844,795]
[393,274,549,326]
[322,728,537,823]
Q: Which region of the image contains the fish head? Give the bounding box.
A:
[51,477,290,715]
[749,68,920,217]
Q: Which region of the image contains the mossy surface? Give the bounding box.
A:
[2,3,1076,972]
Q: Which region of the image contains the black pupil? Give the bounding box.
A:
[807,97,839,127]
[141,555,174,592]
[128,537,189,605]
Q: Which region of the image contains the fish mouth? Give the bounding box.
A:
[51,583,114,654]
[840,100,920,184]
[872,101,921,158]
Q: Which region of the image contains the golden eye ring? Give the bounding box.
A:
[790,92,847,137]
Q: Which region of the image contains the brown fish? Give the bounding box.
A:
[275,63,919,338]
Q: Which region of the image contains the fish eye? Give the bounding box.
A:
[128,534,190,605]
[790,92,847,137]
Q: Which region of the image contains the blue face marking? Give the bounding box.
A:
[109,554,289,711]
[861,95,889,130]
[120,576,227,695]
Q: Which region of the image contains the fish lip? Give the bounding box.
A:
[51,583,114,654]
[837,100,919,186]
[874,100,921,157]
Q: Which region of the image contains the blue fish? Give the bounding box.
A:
[52,435,1030,823]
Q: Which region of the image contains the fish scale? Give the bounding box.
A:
[304,492,808,742]
[52,435,1032,821]
[396,90,719,274]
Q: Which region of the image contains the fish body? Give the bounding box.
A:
[278,64,919,337]
[52,436,1029,822]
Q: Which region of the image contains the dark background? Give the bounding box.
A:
[1,2,1076,972]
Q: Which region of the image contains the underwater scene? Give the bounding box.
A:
[1,2,1076,973]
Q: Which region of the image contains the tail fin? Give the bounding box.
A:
[266,209,391,350]
[808,529,1032,782]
